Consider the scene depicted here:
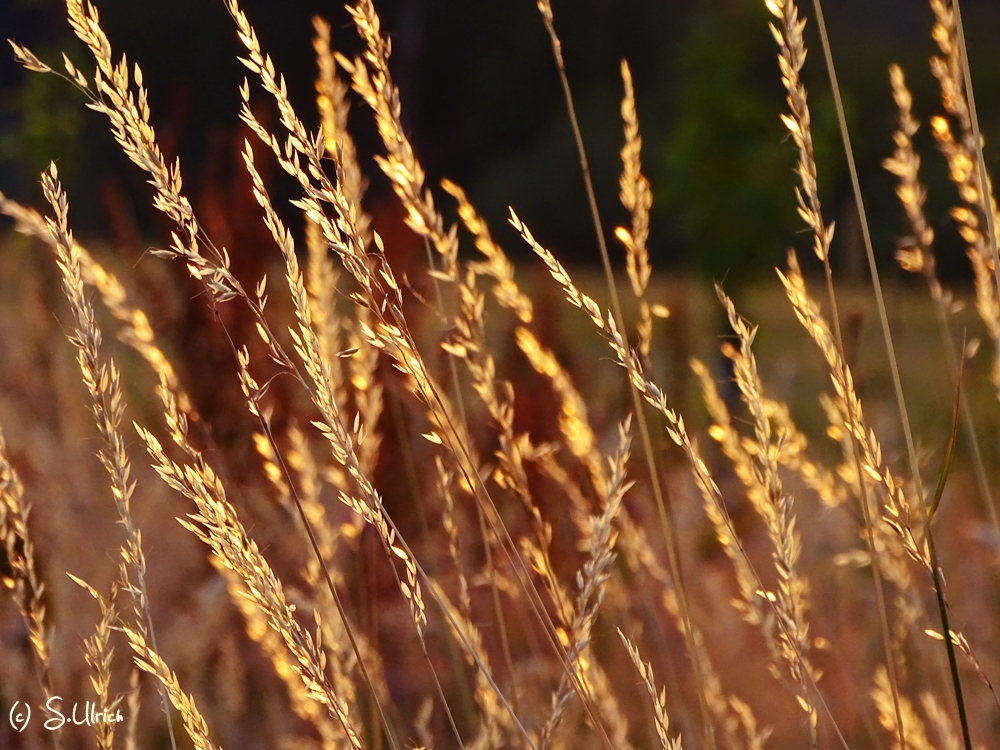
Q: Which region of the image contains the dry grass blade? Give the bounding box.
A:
[341,0,457,280]
[68,576,122,750]
[338,3,526,716]
[227,3,560,742]
[949,0,1000,354]
[448,180,763,748]
[5,0,1000,747]
[615,59,660,362]
[216,559,350,749]
[767,0,906,742]
[928,1,1000,404]
[717,286,819,735]
[929,337,964,522]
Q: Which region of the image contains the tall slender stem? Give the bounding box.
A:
[536,6,716,748]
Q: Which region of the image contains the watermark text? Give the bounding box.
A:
[8,698,123,732]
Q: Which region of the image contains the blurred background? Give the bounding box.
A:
[2,0,1000,283]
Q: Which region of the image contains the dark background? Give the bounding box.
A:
[3,0,1000,282]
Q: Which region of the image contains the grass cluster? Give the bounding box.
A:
[1,0,999,748]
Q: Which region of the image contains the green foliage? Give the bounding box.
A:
[0,49,85,191]
[661,0,842,281]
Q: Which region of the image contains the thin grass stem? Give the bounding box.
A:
[534,5,715,748]
[812,3,971,747]
[949,0,1000,539]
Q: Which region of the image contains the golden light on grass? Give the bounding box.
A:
[1,0,999,748]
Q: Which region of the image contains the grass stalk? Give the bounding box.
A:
[811,2,971,746]
[534,4,716,748]
[424,235,522,718]
[948,0,1000,538]
[951,0,1000,333]
[41,163,178,750]
[514,211,852,749]
[764,0,908,743]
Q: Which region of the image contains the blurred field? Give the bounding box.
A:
[2,220,999,748]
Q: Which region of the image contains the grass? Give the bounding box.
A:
[1,0,999,748]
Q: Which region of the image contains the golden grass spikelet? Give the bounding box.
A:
[615,59,659,359]
[312,16,371,246]
[124,627,222,750]
[287,425,343,589]
[63,0,246,309]
[135,425,365,748]
[69,575,122,750]
[819,398,920,605]
[930,117,1000,349]
[923,627,1000,711]
[872,666,934,750]
[309,16,383,491]
[778,251,929,570]
[717,286,818,728]
[255,429,293,514]
[764,397,847,508]
[689,357,766,622]
[884,65,939,291]
[7,39,51,73]
[926,1,1000,403]
[514,326,607,498]
[436,456,472,619]
[929,0,971,134]
[512,210,718,514]
[442,179,533,324]
[511,209,605,333]
[8,0,1000,746]
[617,60,651,296]
[304,215,350,422]
[0,424,53,704]
[215,561,347,750]
[342,0,458,280]
[0,192,199,438]
[618,629,683,750]
[238,92,428,641]
[697,355,833,738]
[885,60,1000,543]
[519,208,829,744]
[613,500,767,749]
[222,2,497,657]
[540,418,633,749]
[765,0,835,262]
[41,164,182,744]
